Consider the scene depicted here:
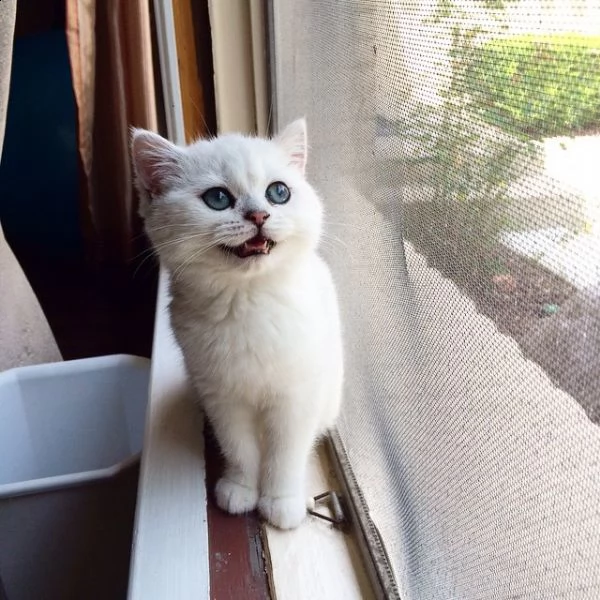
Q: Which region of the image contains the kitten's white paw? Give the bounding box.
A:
[215,478,259,514]
[258,494,307,529]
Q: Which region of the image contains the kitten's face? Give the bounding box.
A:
[131,120,322,277]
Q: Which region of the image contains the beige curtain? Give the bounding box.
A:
[66,0,158,265]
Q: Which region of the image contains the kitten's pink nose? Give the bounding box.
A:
[245,210,270,227]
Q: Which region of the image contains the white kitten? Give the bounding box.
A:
[131,120,343,529]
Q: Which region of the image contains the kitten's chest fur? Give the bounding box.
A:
[169,258,338,406]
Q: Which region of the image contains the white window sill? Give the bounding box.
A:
[127,270,209,600]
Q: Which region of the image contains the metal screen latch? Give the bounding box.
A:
[308,491,349,531]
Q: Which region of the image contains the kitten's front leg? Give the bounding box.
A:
[258,405,318,529]
[209,403,261,514]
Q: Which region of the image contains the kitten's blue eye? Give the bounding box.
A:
[265,181,291,205]
[201,187,234,211]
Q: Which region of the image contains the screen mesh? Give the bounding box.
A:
[271,1,600,598]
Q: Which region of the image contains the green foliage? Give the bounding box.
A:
[422,103,536,276]
[466,34,600,137]
[404,0,542,277]
[428,0,518,23]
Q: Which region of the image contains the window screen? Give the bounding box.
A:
[271,1,600,598]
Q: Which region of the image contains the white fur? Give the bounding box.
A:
[131,120,343,529]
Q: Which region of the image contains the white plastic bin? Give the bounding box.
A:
[0,355,150,600]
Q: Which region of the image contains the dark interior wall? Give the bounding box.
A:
[14,0,65,38]
[0,0,81,262]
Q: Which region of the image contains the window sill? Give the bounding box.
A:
[128,269,209,600]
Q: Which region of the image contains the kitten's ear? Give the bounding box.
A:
[131,128,183,196]
[275,118,307,174]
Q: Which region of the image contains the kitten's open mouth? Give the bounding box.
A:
[221,235,275,259]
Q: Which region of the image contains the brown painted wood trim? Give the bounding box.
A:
[172,0,215,141]
[205,425,272,600]
[189,0,217,137]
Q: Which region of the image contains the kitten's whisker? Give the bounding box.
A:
[132,245,157,261]
[187,95,209,138]
[320,233,350,251]
[131,231,151,242]
[150,232,218,252]
[322,220,363,231]
[318,238,356,262]
[169,232,233,283]
[131,243,167,277]
[134,232,227,279]
[149,224,211,232]
[172,240,224,283]
[133,252,160,279]
[319,246,351,263]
